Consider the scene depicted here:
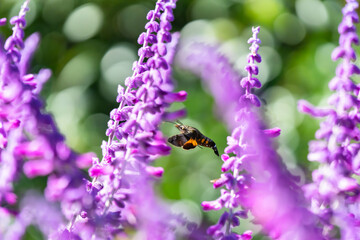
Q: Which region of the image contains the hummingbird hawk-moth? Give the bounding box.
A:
[167,122,219,156]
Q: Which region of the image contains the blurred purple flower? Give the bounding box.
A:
[298,0,360,238]
[233,109,323,240]
[4,0,29,64]
[66,0,188,239]
[3,192,63,240]
[0,18,6,26]
[0,1,94,239]
[0,0,36,206]
[202,27,323,239]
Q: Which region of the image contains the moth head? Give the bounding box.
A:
[175,124,187,133]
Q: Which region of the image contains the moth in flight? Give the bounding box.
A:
[167,121,219,156]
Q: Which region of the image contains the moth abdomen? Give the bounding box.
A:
[197,136,219,156]
[197,136,213,147]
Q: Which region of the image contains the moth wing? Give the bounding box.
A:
[183,138,198,150]
[168,134,188,147]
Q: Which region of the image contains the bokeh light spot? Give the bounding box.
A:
[263,86,303,132]
[63,3,103,42]
[57,51,99,90]
[259,46,282,82]
[220,37,249,63]
[180,20,217,45]
[100,44,137,101]
[323,0,343,28]
[211,18,239,41]
[244,0,283,24]
[47,86,89,151]
[296,0,329,29]
[101,44,137,73]
[315,43,337,76]
[274,13,306,45]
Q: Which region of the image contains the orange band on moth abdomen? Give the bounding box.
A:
[189,138,198,146]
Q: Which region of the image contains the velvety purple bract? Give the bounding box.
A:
[0,1,95,238]
[240,27,262,108]
[66,0,189,239]
[298,0,360,238]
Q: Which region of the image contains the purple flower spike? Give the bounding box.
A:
[4,0,30,64]
[241,26,262,108]
[299,0,360,238]
[0,0,36,206]
[202,27,323,239]
[200,29,261,240]
[65,1,191,239]
[223,108,323,240]
[0,2,95,239]
[3,193,63,240]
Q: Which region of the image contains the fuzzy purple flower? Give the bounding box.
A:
[4,0,29,64]
[64,1,188,239]
[240,26,262,108]
[298,0,360,238]
[0,1,95,239]
[3,192,63,240]
[0,0,34,206]
[230,109,323,240]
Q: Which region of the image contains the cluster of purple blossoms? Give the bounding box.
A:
[199,27,263,240]
[239,27,262,108]
[2,0,360,239]
[299,0,360,238]
[0,0,191,239]
[63,0,190,239]
[0,1,94,239]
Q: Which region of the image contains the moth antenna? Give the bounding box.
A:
[164,120,176,124]
[176,120,184,125]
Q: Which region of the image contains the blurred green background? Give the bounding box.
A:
[0,0,357,239]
